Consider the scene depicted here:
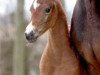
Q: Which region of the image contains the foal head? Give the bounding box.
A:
[25,0,60,42]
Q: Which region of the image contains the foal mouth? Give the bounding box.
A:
[28,36,38,43]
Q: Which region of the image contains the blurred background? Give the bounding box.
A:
[0,0,76,75]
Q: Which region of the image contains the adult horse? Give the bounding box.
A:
[70,0,100,75]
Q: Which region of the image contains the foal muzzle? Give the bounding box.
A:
[25,31,37,43]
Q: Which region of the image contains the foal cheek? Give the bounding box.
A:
[44,15,49,21]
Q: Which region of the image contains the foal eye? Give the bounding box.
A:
[45,7,51,14]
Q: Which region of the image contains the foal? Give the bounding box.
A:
[25,0,84,75]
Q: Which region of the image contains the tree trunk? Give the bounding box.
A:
[13,0,26,75]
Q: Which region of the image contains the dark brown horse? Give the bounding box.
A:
[70,0,100,75]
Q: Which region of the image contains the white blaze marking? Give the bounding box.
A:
[25,21,35,34]
[33,0,40,10]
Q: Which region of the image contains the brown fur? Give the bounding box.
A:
[70,0,100,75]
[28,0,87,75]
[39,4,82,74]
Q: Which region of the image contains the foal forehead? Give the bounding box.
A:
[32,0,40,10]
[31,0,52,9]
[30,0,53,12]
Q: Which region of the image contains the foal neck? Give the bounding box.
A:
[40,14,82,75]
[47,16,78,66]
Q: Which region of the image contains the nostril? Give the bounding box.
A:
[25,31,37,42]
[30,31,34,37]
[25,31,34,40]
[25,33,30,40]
